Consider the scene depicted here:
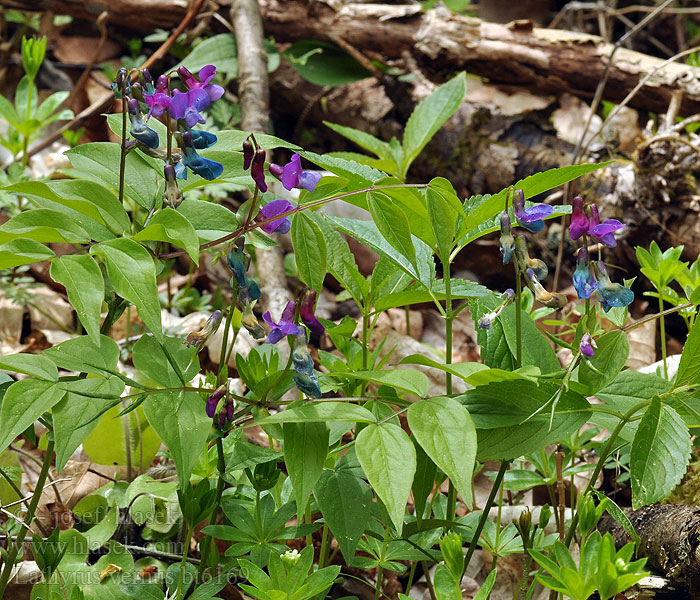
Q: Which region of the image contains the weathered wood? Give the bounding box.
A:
[5,0,700,115]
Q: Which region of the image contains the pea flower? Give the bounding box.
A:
[227,246,261,302]
[525,268,567,309]
[190,129,217,149]
[180,131,223,180]
[292,329,321,398]
[206,387,226,418]
[258,199,294,235]
[241,301,265,340]
[499,212,515,264]
[300,290,324,335]
[184,309,223,348]
[127,99,159,149]
[269,153,322,192]
[580,333,596,357]
[251,149,268,191]
[594,262,634,312]
[217,397,234,429]
[478,288,514,330]
[169,88,210,128]
[263,301,299,344]
[144,74,170,118]
[178,65,224,103]
[111,67,129,98]
[243,140,254,170]
[141,68,155,95]
[588,204,624,248]
[515,236,548,280]
[163,164,183,208]
[513,189,553,233]
[569,195,589,240]
[572,246,597,299]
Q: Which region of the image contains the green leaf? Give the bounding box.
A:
[177,199,239,243]
[144,391,212,488]
[426,187,457,261]
[408,397,477,509]
[0,208,90,244]
[227,438,281,472]
[43,335,120,376]
[53,377,125,471]
[374,278,490,312]
[133,208,200,264]
[314,468,373,560]
[461,161,613,239]
[4,180,129,239]
[473,569,497,600]
[630,397,690,509]
[176,33,238,75]
[367,190,417,269]
[0,380,65,453]
[36,90,69,121]
[356,422,416,533]
[66,143,160,209]
[433,564,461,600]
[212,129,301,153]
[0,93,19,128]
[577,330,629,392]
[675,316,700,389]
[0,237,54,269]
[256,401,376,424]
[291,211,327,292]
[285,41,371,86]
[324,121,394,163]
[331,369,429,397]
[50,255,104,344]
[460,380,591,461]
[0,353,57,380]
[301,151,385,185]
[131,335,199,388]
[283,422,329,518]
[402,73,466,178]
[90,238,163,342]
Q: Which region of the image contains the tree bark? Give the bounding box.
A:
[5,0,700,115]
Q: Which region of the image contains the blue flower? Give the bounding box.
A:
[512,189,553,233]
[190,129,218,149]
[594,262,634,312]
[572,246,597,299]
[169,88,210,129]
[259,199,294,235]
[262,301,299,344]
[292,330,321,398]
[499,212,515,264]
[127,99,159,149]
[180,131,223,180]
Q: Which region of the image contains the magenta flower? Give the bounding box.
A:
[169,88,210,128]
[300,290,324,335]
[512,189,553,233]
[259,199,294,234]
[589,205,624,248]
[251,149,268,192]
[580,333,596,357]
[243,140,254,170]
[270,154,321,192]
[206,387,226,418]
[569,195,589,240]
[178,65,224,103]
[263,301,299,344]
[144,92,171,119]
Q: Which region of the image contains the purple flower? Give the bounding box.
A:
[572,247,597,299]
[270,154,321,192]
[569,195,589,241]
[300,290,324,335]
[251,149,268,192]
[262,301,299,344]
[512,189,553,233]
[218,397,234,428]
[180,131,223,180]
[243,140,254,170]
[580,333,596,357]
[127,99,159,149]
[292,330,321,398]
[594,261,634,313]
[178,65,224,104]
[206,387,226,418]
[169,88,210,128]
[144,92,171,119]
[259,199,294,234]
[141,69,155,95]
[589,205,624,248]
[499,212,515,264]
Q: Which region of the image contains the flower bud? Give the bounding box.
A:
[243,140,255,170]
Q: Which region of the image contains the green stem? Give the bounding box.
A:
[0,440,55,598]
[421,560,438,600]
[20,76,33,172]
[462,459,509,577]
[198,437,226,577]
[217,307,236,384]
[118,93,128,205]
[444,262,457,520]
[175,526,193,600]
[318,523,330,569]
[513,256,523,369]
[659,296,668,379]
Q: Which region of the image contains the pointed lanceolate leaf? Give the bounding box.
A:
[283,422,329,519]
[675,316,700,390]
[577,330,629,392]
[408,397,477,509]
[630,397,690,509]
[291,211,327,292]
[50,255,105,345]
[356,422,416,534]
[0,353,57,380]
[0,208,91,244]
[132,208,200,264]
[91,238,163,342]
[367,190,417,270]
[0,237,54,269]
[43,335,120,377]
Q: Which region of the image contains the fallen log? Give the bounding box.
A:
[4,0,700,115]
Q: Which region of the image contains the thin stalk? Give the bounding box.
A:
[406,561,418,594]
[0,440,55,598]
[374,531,388,600]
[118,92,128,205]
[175,526,193,600]
[217,307,236,384]
[421,560,438,600]
[659,296,668,379]
[122,400,133,481]
[443,262,458,521]
[513,256,523,369]
[462,460,510,577]
[318,523,330,568]
[198,436,226,577]
[21,76,33,172]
